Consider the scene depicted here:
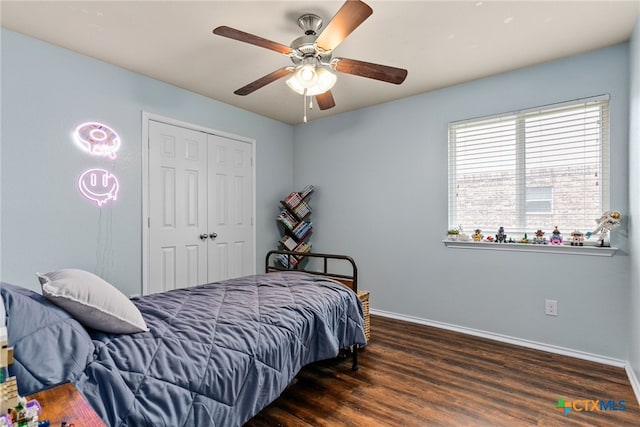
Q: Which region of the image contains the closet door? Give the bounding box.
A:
[148,121,208,293]
[147,120,255,294]
[207,134,254,281]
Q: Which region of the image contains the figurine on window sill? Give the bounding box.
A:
[495,226,507,243]
[472,229,483,242]
[586,211,621,247]
[550,226,563,245]
[532,229,547,244]
[570,230,584,246]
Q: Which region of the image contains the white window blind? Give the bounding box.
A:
[448,96,609,236]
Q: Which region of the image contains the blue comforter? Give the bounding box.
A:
[75,271,366,426]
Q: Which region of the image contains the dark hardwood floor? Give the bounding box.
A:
[247,315,639,426]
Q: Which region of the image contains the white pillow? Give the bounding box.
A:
[37,269,148,334]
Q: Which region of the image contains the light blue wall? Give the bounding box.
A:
[1,28,636,363]
[293,44,631,359]
[0,29,294,296]
[629,15,640,384]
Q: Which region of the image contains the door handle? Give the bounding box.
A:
[199,233,209,240]
[209,232,218,239]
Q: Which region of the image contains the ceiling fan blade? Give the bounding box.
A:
[315,0,373,54]
[315,91,336,110]
[333,58,408,84]
[213,26,293,55]
[234,67,294,96]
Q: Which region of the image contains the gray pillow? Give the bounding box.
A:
[37,269,148,334]
[1,282,94,395]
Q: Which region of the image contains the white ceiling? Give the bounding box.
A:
[1,1,638,125]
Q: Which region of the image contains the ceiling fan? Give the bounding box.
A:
[212,0,408,119]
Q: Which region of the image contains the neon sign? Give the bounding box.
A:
[73,122,121,159]
[73,121,121,207]
[78,168,120,207]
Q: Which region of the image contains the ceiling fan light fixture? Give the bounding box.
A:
[285,74,306,95]
[315,67,337,92]
[294,63,318,88]
[287,65,337,96]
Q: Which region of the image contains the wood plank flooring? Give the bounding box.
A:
[246,315,639,426]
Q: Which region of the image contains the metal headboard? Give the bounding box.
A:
[265,250,358,292]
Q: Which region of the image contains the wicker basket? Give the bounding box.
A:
[357,290,371,342]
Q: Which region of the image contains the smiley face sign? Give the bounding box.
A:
[78,168,119,207]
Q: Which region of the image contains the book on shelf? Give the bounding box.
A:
[277,253,299,268]
[293,200,310,219]
[297,227,313,242]
[277,210,298,231]
[292,221,311,239]
[300,185,314,199]
[293,242,311,253]
[284,192,303,209]
[282,209,298,224]
[280,236,298,251]
[276,246,311,269]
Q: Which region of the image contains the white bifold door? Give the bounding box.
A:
[147,120,254,295]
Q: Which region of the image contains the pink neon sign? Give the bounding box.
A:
[78,168,120,207]
[73,122,121,159]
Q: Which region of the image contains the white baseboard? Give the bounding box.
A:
[626,364,640,406]
[370,309,627,368]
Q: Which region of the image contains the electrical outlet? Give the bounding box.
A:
[545,299,558,316]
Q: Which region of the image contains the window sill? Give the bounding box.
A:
[442,240,617,256]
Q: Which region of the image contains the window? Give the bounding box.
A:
[448,96,609,235]
[526,186,552,214]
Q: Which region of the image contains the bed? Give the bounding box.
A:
[1,251,367,426]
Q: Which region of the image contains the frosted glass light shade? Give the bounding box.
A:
[287,67,337,96]
[306,68,337,95]
[286,76,306,95]
[295,64,318,88]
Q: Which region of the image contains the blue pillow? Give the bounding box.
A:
[1,282,94,395]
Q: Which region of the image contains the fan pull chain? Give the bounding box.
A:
[303,91,308,123]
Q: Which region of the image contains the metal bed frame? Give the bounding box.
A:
[265,250,360,370]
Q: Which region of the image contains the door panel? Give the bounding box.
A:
[215,242,229,280]
[161,167,176,227]
[216,173,227,226]
[149,121,208,294]
[207,134,253,281]
[160,247,176,292]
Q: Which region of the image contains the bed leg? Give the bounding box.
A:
[351,345,359,371]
